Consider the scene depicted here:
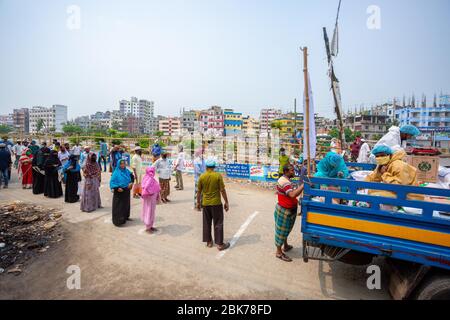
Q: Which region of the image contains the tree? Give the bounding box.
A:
[0,124,13,135]
[155,131,164,138]
[329,128,339,139]
[63,124,83,135]
[36,118,45,133]
[372,134,383,141]
[270,120,282,130]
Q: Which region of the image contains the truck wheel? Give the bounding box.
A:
[414,275,450,300]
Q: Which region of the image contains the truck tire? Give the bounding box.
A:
[414,275,450,300]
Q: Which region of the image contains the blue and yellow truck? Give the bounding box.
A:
[301,163,450,300]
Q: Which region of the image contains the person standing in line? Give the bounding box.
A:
[58,144,70,167]
[350,136,362,163]
[174,145,185,190]
[32,142,50,194]
[79,146,91,170]
[278,148,290,176]
[29,140,40,157]
[12,141,24,170]
[151,140,162,162]
[274,164,304,262]
[121,146,131,166]
[153,152,171,203]
[110,159,134,226]
[64,143,71,153]
[196,159,230,251]
[63,155,81,203]
[98,140,108,172]
[0,143,12,189]
[80,153,102,212]
[193,149,206,207]
[109,145,121,173]
[43,150,63,198]
[130,147,143,199]
[141,166,161,234]
[72,143,81,160]
[50,139,58,151]
[18,148,33,189]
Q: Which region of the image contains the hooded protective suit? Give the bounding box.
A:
[369,126,404,164]
[365,150,423,200]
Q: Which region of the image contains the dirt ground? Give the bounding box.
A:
[0,172,391,300]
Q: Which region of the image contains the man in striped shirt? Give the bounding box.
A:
[274,164,304,262]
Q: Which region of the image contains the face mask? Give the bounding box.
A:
[376,156,390,166]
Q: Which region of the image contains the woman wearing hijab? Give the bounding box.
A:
[44,150,63,198]
[141,166,161,233]
[32,144,49,194]
[18,148,33,189]
[80,153,102,212]
[110,159,134,226]
[63,155,82,203]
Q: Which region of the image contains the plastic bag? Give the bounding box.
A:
[351,171,373,182]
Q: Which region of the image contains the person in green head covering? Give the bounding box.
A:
[278,148,290,176]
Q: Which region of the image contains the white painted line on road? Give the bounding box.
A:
[216,211,259,260]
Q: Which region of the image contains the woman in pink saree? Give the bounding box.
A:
[141,166,161,234]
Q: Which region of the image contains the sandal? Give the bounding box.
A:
[276,253,293,262]
[206,242,213,248]
[283,245,293,253]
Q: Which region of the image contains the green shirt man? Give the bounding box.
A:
[278,148,290,175]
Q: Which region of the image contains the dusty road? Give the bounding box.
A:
[0,172,390,300]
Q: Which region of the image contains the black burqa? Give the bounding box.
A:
[64,155,81,203]
[32,147,49,195]
[111,170,135,227]
[44,151,63,198]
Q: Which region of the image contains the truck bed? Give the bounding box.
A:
[301,177,450,270]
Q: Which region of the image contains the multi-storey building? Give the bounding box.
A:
[395,94,450,147]
[344,110,389,140]
[123,115,141,135]
[181,109,200,133]
[110,110,124,130]
[242,116,259,136]
[224,109,243,136]
[0,114,14,127]
[259,108,282,135]
[199,106,224,136]
[119,97,155,134]
[158,117,181,136]
[13,108,29,134]
[29,105,68,133]
[73,116,92,131]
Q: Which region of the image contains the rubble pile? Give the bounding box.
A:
[0,201,64,275]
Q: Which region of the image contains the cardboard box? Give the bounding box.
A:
[406,155,439,183]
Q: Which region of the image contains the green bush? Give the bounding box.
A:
[138,139,150,149]
[111,139,122,146]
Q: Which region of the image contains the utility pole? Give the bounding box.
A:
[302,47,311,177]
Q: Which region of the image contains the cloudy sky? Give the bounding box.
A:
[0,0,449,119]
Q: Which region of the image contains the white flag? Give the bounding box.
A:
[303,72,316,160]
